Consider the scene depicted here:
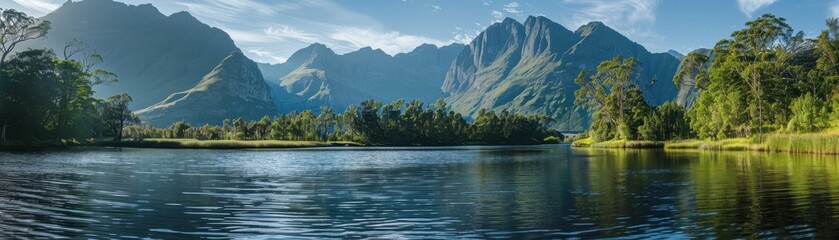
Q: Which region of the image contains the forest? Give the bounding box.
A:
[574,14,839,147]
[123,99,563,146]
[0,9,137,147]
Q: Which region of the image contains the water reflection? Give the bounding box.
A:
[1,146,838,238]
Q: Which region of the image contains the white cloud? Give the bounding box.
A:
[264,25,320,43]
[247,48,287,63]
[431,5,441,12]
[10,0,61,15]
[737,0,777,17]
[483,0,492,6]
[491,10,505,23]
[453,29,481,44]
[831,2,839,18]
[329,28,450,55]
[503,2,520,14]
[560,0,662,47]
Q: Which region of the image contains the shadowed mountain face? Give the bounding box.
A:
[22,0,240,109]
[258,43,464,111]
[674,49,714,109]
[442,17,681,131]
[136,52,277,127]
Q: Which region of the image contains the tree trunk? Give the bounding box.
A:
[1,122,6,143]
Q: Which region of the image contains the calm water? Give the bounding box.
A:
[2,145,839,239]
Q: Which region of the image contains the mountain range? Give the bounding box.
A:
[443,17,680,130]
[258,42,464,112]
[20,0,690,130]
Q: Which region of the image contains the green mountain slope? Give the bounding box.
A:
[443,17,681,131]
[136,52,277,127]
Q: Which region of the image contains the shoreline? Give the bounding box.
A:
[572,133,839,155]
[2,139,562,151]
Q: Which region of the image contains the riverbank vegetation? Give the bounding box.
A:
[0,9,138,149]
[573,14,839,155]
[111,138,360,149]
[122,98,564,146]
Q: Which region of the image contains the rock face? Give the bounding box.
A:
[24,0,240,109]
[136,52,277,127]
[674,49,714,109]
[258,43,464,111]
[442,17,681,131]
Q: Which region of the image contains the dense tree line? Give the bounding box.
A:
[125,98,563,145]
[687,14,839,139]
[0,9,137,146]
[578,14,839,142]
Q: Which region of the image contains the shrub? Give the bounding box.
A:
[543,136,563,144]
[787,93,830,133]
[639,102,692,141]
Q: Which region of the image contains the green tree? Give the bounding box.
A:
[0,49,59,142]
[787,93,830,133]
[639,102,692,141]
[575,56,651,140]
[0,9,50,142]
[169,121,192,139]
[104,93,139,141]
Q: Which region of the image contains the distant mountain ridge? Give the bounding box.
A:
[258,43,464,111]
[20,0,686,130]
[442,17,681,131]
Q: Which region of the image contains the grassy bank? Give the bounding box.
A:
[574,133,839,155]
[590,139,663,148]
[572,138,662,149]
[111,138,362,149]
[763,133,839,154]
[664,138,758,151]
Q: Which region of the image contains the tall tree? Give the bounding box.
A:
[575,56,651,140]
[105,93,139,142]
[0,9,50,68]
[0,9,50,142]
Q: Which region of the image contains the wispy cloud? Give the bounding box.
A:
[431,5,441,12]
[170,0,402,63]
[264,25,321,43]
[453,26,481,44]
[560,0,662,48]
[491,10,505,23]
[247,48,287,63]
[737,0,777,17]
[10,0,61,15]
[329,28,450,55]
[503,2,520,14]
[830,1,839,18]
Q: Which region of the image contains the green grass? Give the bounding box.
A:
[664,138,756,151]
[587,139,664,149]
[114,138,362,149]
[571,137,594,147]
[764,133,839,154]
[543,136,563,144]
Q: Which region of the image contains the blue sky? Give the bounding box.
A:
[1,0,835,64]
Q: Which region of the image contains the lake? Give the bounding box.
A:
[1,145,839,239]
